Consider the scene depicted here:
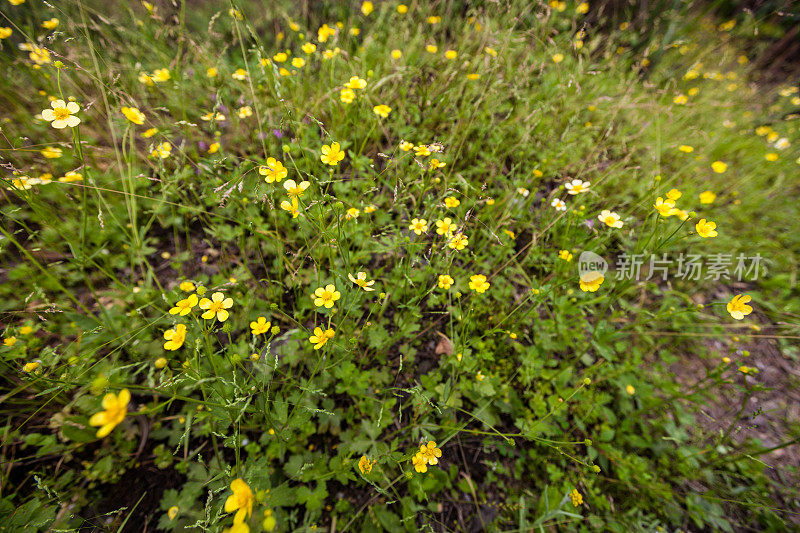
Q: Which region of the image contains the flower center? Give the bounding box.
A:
[54,108,71,120]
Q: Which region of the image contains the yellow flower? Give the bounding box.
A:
[438,274,454,290]
[142,127,158,138]
[208,142,220,153]
[673,94,687,105]
[291,57,305,68]
[564,179,590,195]
[485,47,498,57]
[469,274,490,293]
[40,146,62,159]
[262,509,277,531]
[41,18,59,30]
[412,452,428,473]
[448,233,468,250]
[284,179,310,197]
[151,142,172,159]
[598,209,623,228]
[280,197,300,218]
[348,272,375,291]
[317,23,335,42]
[320,142,345,165]
[653,197,677,217]
[626,385,635,395]
[738,365,757,375]
[373,104,392,118]
[0,27,12,39]
[427,16,441,24]
[391,49,402,59]
[579,271,604,292]
[678,145,694,153]
[430,158,446,169]
[201,111,226,122]
[558,250,573,261]
[250,316,271,335]
[397,4,408,14]
[22,361,40,373]
[445,49,457,60]
[415,144,432,157]
[765,152,778,162]
[695,218,717,238]
[309,327,335,349]
[340,88,355,103]
[400,140,414,151]
[301,42,317,55]
[711,161,727,173]
[444,196,460,208]
[163,324,187,350]
[259,157,288,183]
[408,218,428,235]
[179,282,195,293]
[206,67,218,77]
[435,218,456,236]
[357,455,374,475]
[570,489,583,507]
[169,294,198,316]
[273,52,288,63]
[138,72,154,86]
[551,53,564,63]
[168,506,179,520]
[419,441,442,465]
[476,370,485,381]
[699,190,716,204]
[345,76,367,90]
[41,100,80,129]
[224,478,254,525]
[576,2,590,14]
[198,291,234,321]
[666,188,682,201]
[466,73,480,80]
[59,171,83,183]
[346,207,360,220]
[727,294,753,320]
[426,44,438,54]
[121,106,145,125]
[89,389,130,438]
[153,68,171,82]
[232,68,248,80]
[19,326,33,335]
[237,106,253,118]
[361,1,373,15]
[313,284,341,308]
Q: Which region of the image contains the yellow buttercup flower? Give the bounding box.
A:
[445,49,457,60]
[237,106,253,118]
[232,68,247,80]
[551,53,564,63]
[579,271,604,292]
[317,23,335,42]
[444,196,460,208]
[163,324,187,350]
[169,294,198,316]
[42,18,59,30]
[179,281,195,292]
[412,453,428,473]
[291,57,305,68]
[673,94,687,105]
[699,190,716,204]
[448,233,468,250]
[40,146,62,159]
[391,49,402,59]
[654,197,677,217]
[89,389,130,438]
[0,27,12,39]
[206,67,218,77]
[361,1,373,15]
[198,291,233,321]
[345,76,367,90]
[626,385,636,395]
[320,142,345,165]
[280,196,300,218]
[419,441,442,464]
[273,52,288,63]
[666,188,682,201]
[302,42,317,54]
[711,161,727,173]
[438,274,454,289]
[678,145,694,153]
[309,327,335,350]
[121,106,145,125]
[41,100,80,129]
[570,489,583,507]
[348,271,375,291]
[259,157,288,183]
[151,142,172,159]
[695,218,717,238]
[558,250,573,261]
[598,210,623,228]
[727,294,753,320]
[250,316,271,335]
[340,88,355,103]
[408,218,428,235]
[142,127,158,138]
[358,455,373,474]
[4,336,17,346]
[153,68,171,82]
[284,179,310,197]
[400,140,414,151]
[224,479,254,525]
[435,218,456,236]
[373,104,391,118]
[313,284,341,308]
[23,361,40,373]
[469,274,490,293]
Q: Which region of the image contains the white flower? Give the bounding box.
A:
[775,138,790,150]
[41,100,80,129]
[551,198,566,211]
[598,209,623,228]
[565,179,590,195]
